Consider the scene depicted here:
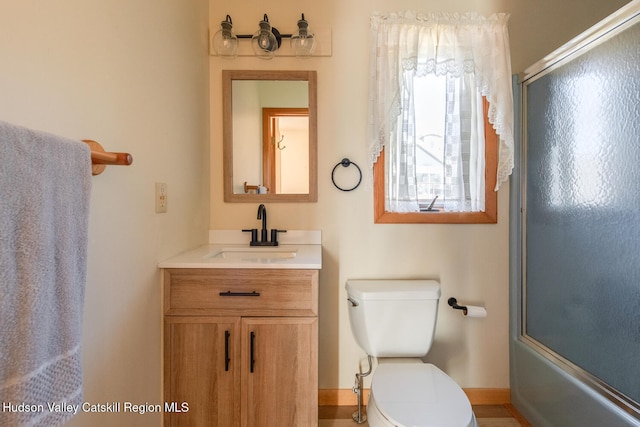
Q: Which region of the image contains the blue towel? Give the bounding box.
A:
[0,120,91,426]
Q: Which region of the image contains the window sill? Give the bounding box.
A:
[374,209,497,224]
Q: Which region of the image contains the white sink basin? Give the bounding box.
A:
[208,247,298,261]
[158,231,321,269]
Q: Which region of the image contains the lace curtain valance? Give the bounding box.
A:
[368,11,515,190]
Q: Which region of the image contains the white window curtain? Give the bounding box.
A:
[368,11,515,212]
[443,71,486,212]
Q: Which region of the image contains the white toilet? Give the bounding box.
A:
[346,279,478,427]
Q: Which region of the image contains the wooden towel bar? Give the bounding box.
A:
[82,139,133,176]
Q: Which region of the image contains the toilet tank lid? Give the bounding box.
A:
[346,279,441,300]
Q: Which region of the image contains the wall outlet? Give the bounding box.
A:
[155,182,167,213]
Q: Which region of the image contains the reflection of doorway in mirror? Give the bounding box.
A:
[262,108,309,194]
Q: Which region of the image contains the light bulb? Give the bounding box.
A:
[290,13,315,57]
[212,15,237,59]
[252,14,279,59]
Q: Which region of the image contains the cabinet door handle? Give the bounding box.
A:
[250,331,256,373]
[219,291,261,297]
[224,330,231,372]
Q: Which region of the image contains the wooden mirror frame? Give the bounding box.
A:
[222,70,318,202]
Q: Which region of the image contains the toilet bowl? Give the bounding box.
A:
[367,362,477,427]
[345,279,477,427]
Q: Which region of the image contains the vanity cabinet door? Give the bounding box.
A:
[164,317,241,427]
[241,317,318,427]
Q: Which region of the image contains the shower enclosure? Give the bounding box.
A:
[511,3,640,426]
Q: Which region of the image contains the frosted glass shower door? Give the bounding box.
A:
[523,11,640,414]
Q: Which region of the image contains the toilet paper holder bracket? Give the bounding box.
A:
[447,297,468,315]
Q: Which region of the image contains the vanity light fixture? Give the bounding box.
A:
[212,13,316,59]
[252,14,280,59]
[290,14,315,57]
[212,15,238,59]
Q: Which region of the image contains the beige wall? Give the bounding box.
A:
[0,0,628,425]
[0,1,209,426]
[209,0,629,392]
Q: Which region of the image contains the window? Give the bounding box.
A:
[374,97,498,224]
[368,11,514,224]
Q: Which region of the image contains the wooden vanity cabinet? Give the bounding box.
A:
[163,268,319,427]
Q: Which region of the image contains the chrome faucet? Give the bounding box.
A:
[243,204,286,246]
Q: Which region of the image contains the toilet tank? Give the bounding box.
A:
[346,279,441,357]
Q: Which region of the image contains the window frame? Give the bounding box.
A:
[373,98,498,224]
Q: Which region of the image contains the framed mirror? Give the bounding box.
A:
[223,70,317,202]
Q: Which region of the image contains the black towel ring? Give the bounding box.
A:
[331,158,362,192]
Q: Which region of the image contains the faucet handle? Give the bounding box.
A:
[242,228,258,244]
[270,229,287,246]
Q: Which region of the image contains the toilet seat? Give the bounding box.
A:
[370,363,476,427]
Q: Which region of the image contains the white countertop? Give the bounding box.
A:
[158,230,322,270]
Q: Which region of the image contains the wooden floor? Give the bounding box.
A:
[319,405,532,427]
